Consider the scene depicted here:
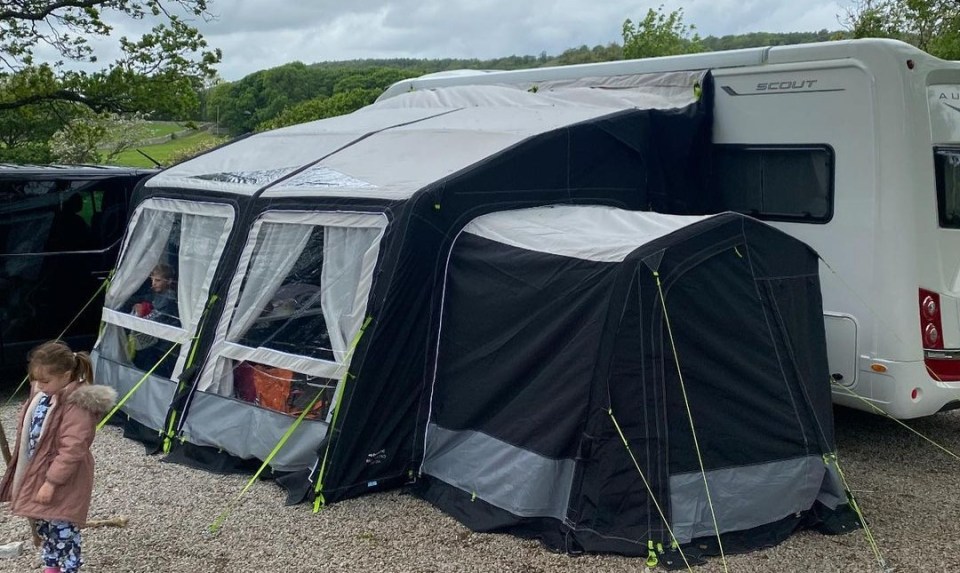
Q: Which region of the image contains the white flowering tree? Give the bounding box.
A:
[50,112,151,164]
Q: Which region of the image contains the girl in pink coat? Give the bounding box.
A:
[0,341,116,573]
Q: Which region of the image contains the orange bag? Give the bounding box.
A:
[251,364,294,413]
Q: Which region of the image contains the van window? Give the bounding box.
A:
[0,168,150,376]
[714,145,834,223]
[935,148,960,228]
[0,178,131,256]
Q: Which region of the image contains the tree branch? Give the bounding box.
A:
[0,0,106,21]
[0,90,123,113]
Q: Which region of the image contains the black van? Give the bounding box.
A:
[0,164,155,381]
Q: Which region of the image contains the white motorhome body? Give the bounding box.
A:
[380,39,960,419]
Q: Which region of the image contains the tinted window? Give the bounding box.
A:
[935,148,960,228]
[0,177,132,256]
[0,170,145,372]
[714,146,834,223]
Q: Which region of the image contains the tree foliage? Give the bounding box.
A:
[622,5,704,59]
[49,112,151,164]
[844,0,960,58]
[208,64,417,135]
[0,1,221,114]
[0,0,221,162]
[256,88,383,132]
[543,44,623,66]
[701,30,843,51]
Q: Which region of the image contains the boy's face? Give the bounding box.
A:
[150,273,173,293]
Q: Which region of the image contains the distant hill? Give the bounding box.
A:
[207,30,849,135]
[701,30,845,51]
[305,30,847,73]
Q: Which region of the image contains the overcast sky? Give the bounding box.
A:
[57,0,859,81]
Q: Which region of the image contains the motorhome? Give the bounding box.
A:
[379,39,960,419]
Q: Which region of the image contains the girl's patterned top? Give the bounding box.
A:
[27,392,52,459]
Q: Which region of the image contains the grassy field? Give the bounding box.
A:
[112,130,228,168]
[140,121,193,139]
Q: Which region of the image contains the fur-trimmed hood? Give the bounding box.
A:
[65,384,117,415]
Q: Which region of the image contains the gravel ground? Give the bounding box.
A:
[1,402,960,573]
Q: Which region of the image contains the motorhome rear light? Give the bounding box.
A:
[912,388,920,400]
[922,295,938,318]
[919,288,944,350]
[870,363,888,373]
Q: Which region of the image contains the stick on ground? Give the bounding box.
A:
[0,420,10,466]
[84,516,129,529]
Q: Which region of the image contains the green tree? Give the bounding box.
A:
[0,66,81,162]
[210,65,417,135]
[845,0,960,59]
[547,43,624,65]
[257,88,383,132]
[1,1,221,114]
[1,1,221,162]
[622,5,705,59]
[49,112,151,164]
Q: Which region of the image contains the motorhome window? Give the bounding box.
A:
[935,148,960,228]
[714,146,834,223]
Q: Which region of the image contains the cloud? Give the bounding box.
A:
[675,0,850,36]
[28,0,858,80]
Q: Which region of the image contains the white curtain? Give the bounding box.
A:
[197,211,387,396]
[179,214,229,331]
[321,226,382,361]
[206,222,313,396]
[227,222,314,342]
[104,209,175,309]
[99,324,132,366]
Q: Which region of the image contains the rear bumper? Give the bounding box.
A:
[831,357,960,419]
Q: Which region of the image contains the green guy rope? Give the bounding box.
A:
[313,316,373,512]
[5,278,110,407]
[209,385,327,535]
[163,295,220,454]
[824,453,889,571]
[654,270,729,573]
[608,409,692,571]
[831,382,960,463]
[98,341,181,430]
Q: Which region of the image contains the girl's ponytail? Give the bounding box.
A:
[73,351,94,386]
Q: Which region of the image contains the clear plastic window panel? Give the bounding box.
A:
[214,216,384,414]
[120,213,183,328]
[102,206,230,377]
[232,225,333,361]
[230,359,337,420]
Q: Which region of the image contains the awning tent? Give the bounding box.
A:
[418,206,856,565]
[92,71,718,504]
